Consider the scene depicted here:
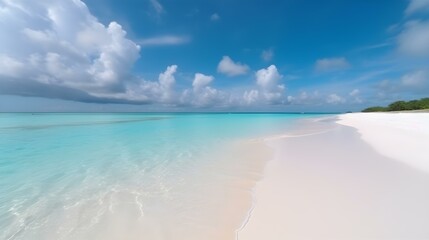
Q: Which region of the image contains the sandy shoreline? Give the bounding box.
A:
[338,113,429,173]
[239,113,429,240]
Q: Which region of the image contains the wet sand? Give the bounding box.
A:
[43,141,273,240]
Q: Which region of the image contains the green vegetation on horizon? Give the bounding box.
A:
[362,98,429,112]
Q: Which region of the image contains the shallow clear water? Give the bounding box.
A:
[0,113,328,239]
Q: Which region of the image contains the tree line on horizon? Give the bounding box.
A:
[362,98,429,112]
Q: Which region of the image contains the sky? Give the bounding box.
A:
[0,0,428,112]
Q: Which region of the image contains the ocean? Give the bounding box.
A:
[0,113,327,240]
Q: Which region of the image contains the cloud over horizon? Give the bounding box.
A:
[217,56,250,77]
[242,65,286,105]
[0,0,427,111]
[0,0,146,103]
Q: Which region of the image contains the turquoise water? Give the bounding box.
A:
[0,113,327,239]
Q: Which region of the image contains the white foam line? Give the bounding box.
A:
[234,140,273,240]
[240,127,337,144]
[235,125,336,239]
[235,188,257,240]
[6,222,27,240]
[135,195,145,219]
[263,128,335,141]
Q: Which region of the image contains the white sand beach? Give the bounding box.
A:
[338,113,429,173]
[239,113,429,240]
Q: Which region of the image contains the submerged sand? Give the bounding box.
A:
[239,114,429,240]
[49,141,272,240]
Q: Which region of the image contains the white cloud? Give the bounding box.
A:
[192,73,214,90]
[0,0,189,106]
[243,90,259,105]
[315,57,350,72]
[255,65,282,89]
[138,35,190,46]
[0,0,378,110]
[157,65,177,102]
[253,65,285,104]
[405,0,429,15]
[217,56,249,76]
[0,0,144,103]
[192,87,226,107]
[286,91,322,105]
[326,94,345,104]
[99,64,178,104]
[210,13,220,21]
[0,0,294,109]
[261,48,274,61]
[180,73,229,107]
[397,20,429,57]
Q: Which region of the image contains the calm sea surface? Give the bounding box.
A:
[0,113,329,239]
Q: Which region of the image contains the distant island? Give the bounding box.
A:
[362,98,429,112]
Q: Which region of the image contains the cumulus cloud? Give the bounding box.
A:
[0,0,151,103]
[405,0,429,15]
[0,0,277,110]
[154,65,178,102]
[256,65,282,89]
[326,94,345,104]
[261,48,274,61]
[397,20,429,57]
[217,56,250,76]
[210,13,220,21]
[192,73,214,90]
[138,35,190,46]
[243,65,285,105]
[286,91,322,105]
[243,89,259,105]
[190,87,227,107]
[178,73,229,107]
[315,57,350,72]
[91,64,179,104]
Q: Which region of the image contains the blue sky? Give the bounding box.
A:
[0,0,428,112]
